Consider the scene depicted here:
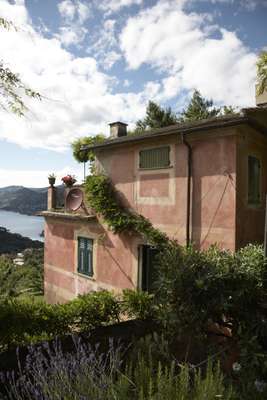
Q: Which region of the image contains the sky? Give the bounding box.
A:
[0,0,266,188]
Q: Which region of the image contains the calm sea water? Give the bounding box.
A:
[0,210,44,241]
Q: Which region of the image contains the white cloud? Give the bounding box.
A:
[99,0,143,13]
[57,26,87,47]
[0,166,84,188]
[58,0,90,24]
[58,0,76,21]
[87,19,121,69]
[0,0,29,25]
[76,1,91,23]
[0,1,151,151]
[196,0,267,10]
[162,75,182,100]
[238,0,267,10]
[57,0,90,47]
[0,0,260,158]
[103,51,122,69]
[120,0,257,106]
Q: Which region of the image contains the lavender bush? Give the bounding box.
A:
[1,336,238,400]
[2,337,124,400]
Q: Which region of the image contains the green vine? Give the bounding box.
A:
[85,174,169,248]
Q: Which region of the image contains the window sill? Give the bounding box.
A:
[138,165,173,171]
[247,203,263,209]
[74,272,95,281]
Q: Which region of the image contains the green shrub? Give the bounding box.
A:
[122,289,155,320]
[154,243,267,378]
[0,288,157,351]
[0,290,121,350]
[70,290,120,330]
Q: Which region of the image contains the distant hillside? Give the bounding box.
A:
[0,227,43,254]
[0,186,64,215]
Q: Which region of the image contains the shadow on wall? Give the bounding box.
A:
[190,137,236,249]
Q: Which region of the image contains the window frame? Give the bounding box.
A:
[77,236,94,277]
[139,145,171,170]
[247,154,262,207]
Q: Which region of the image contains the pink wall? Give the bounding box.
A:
[236,126,267,248]
[190,135,236,250]
[45,129,240,303]
[44,218,137,303]
[97,132,237,250]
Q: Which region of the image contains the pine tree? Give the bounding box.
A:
[133,91,236,134]
[135,101,178,132]
[179,90,220,122]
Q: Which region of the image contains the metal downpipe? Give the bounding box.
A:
[180,133,192,247]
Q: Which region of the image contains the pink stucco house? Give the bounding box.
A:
[42,94,267,304]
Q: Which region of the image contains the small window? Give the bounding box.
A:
[78,237,93,277]
[139,146,170,169]
[248,155,261,205]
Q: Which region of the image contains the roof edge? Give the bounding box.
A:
[85,115,249,151]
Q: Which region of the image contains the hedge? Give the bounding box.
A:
[0,290,154,351]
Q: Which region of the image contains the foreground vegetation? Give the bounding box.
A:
[0,289,151,351]
[0,243,266,398]
[2,335,236,400]
[2,333,267,399]
[1,174,267,397]
[0,249,43,299]
[13,172,264,399]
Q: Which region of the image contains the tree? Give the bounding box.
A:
[72,134,105,175]
[256,51,267,95]
[134,92,236,135]
[179,90,221,122]
[221,105,237,115]
[0,17,41,116]
[135,101,178,132]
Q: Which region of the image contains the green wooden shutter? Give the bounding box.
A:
[86,239,93,276]
[78,238,93,276]
[78,237,86,274]
[248,156,261,205]
[139,146,170,169]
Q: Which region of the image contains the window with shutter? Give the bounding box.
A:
[248,155,261,205]
[139,146,170,169]
[78,237,93,277]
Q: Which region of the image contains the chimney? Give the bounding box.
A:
[109,121,128,138]
[47,186,57,210]
[256,85,267,107]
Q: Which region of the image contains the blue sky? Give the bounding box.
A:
[0,0,266,187]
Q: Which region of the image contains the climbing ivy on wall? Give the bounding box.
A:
[85,174,169,248]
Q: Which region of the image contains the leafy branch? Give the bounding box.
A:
[0,17,41,116]
[257,51,267,96]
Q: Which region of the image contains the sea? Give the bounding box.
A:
[0,210,44,241]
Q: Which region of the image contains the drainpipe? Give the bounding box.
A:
[180,133,192,247]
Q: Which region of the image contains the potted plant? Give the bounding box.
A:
[48,173,56,187]
[61,174,77,188]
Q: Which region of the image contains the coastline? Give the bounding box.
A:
[0,210,44,242]
[0,226,43,254]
